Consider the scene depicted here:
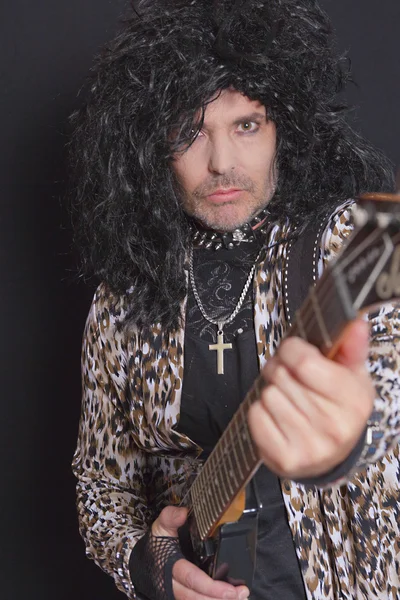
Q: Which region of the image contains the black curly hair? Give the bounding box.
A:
[69,0,394,330]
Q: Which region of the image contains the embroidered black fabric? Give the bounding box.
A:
[188,241,263,343]
[129,531,184,600]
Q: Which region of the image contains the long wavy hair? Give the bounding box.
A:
[69,0,393,330]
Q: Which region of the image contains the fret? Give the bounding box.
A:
[197,456,227,523]
[208,466,224,515]
[194,475,215,534]
[214,456,234,506]
[226,418,245,482]
[240,419,258,465]
[309,286,333,348]
[222,440,238,496]
[212,469,225,512]
[194,495,207,539]
[196,487,209,536]
[238,401,258,463]
[208,466,227,521]
[208,446,225,511]
[203,495,214,534]
[202,495,214,537]
[214,443,231,506]
[191,472,201,505]
[199,466,228,531]
[233,413,251,472]
[194,476,213,535]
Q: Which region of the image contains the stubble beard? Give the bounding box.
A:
[186,197,267,232]
[184,177,276,232]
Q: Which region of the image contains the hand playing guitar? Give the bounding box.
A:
[152,506,250,600]
[248,319,375,479]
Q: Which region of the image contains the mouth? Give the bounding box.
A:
[206,188,243,203]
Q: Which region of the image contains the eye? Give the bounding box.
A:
[191,127,205,138]
[238,121,259,133]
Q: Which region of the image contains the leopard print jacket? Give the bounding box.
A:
[72,202,400,599]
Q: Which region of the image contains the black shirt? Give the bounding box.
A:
[176,243,307,600]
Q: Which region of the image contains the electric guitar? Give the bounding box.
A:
[139,192,400,597]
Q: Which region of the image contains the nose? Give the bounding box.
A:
[207,135,236,175]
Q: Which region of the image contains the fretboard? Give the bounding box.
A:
[188,376,263,540]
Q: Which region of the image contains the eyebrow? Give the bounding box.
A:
[200,111,267,131]
[231,112,266,126]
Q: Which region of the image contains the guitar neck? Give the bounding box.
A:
[186,196,400,540]
[188,376,263,540]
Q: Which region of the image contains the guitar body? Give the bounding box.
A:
[135,481,261,600]
[192,479,261,587]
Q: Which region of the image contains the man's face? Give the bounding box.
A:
[172,89,277,232]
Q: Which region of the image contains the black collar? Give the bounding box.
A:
[191,208,270,250]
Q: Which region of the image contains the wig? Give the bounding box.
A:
[69,0,393,330]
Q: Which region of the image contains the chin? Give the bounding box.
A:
[197,217,246,232]
[202,210,259,232]
[213,221,246,232]
[192,204,253,232]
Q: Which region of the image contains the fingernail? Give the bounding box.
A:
[239,593,249,600]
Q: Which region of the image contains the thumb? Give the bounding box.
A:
[334,319,370,372]
[152,506,188,537]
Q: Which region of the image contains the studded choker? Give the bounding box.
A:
[191,208,270,250]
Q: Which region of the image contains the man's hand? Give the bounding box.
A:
[152,507,250,600]
[248,319,375,479]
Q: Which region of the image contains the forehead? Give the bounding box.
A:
[202,89,266,125]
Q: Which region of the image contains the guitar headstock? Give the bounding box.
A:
[333,193,400,315]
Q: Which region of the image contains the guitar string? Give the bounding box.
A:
[182,409,256,530]
[184,403,263,535]
[181,226,386,528]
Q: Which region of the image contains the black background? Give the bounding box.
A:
[0,1,398,599]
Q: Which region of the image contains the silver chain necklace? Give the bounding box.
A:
[189,246,263,375]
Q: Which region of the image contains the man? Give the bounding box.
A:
[70,1,400,599]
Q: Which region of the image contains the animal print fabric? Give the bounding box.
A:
[72,200,400,599]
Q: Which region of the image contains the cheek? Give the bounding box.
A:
[172,156,191,192]
[241,132,276,180]
[242,155,275,185]
[173,152,204,194]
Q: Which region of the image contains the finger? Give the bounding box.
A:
[263,361,346,425]
[272,336,370,403]
[263,357,372,444]
[173,579,249,600]
[152,506,188,537]
[263,352,336,412]
[173,558,249,599]
[333,319,370,371]
[263,363,316,422]
[248,392,337,478]
[247,393,290,472]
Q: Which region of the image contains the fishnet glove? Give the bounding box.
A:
[129,530,185,600]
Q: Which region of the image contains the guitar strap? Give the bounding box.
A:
[284,216,327,324]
